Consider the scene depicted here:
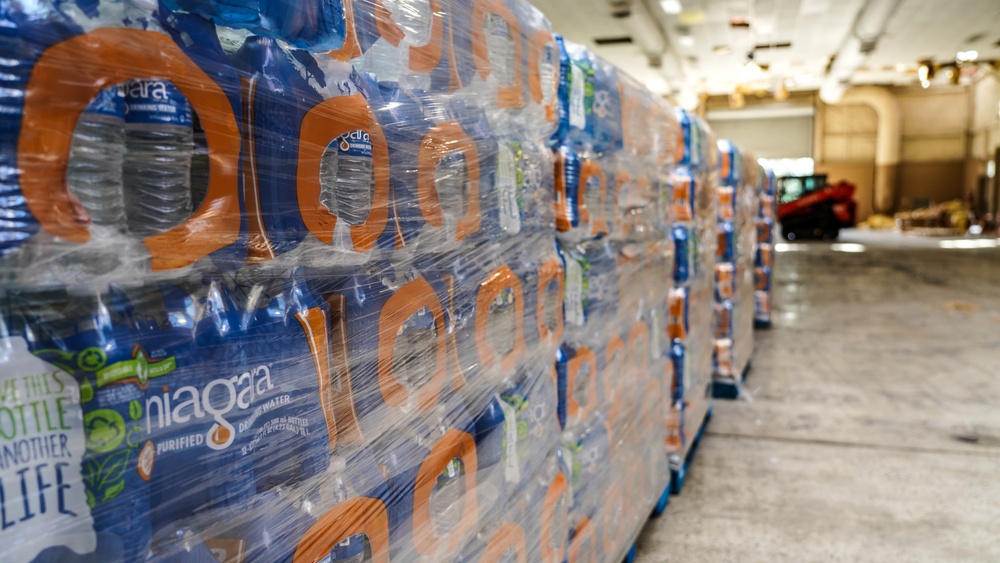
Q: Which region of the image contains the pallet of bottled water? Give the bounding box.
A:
[0,1,691,561]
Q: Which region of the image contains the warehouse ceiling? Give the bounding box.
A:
[531,0,1000,105]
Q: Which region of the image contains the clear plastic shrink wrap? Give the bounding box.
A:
[754,168,777,328]
[665,109,715,469]
[0,1,683,562]
[712,140,760,390]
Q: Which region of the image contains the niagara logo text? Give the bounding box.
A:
[126,80,172,101]
[145,366,273,451]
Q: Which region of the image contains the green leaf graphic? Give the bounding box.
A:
[97,450,130,491]
[102,480,125,503]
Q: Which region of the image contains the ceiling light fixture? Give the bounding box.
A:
[917,59,934,88]
[956,50,979,63]
[645,75,669,93]
[679,35,695,47]
[660,0,683,14]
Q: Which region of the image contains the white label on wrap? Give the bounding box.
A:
[0,337,95,562]
[569,64,586,130]
[564,258,585,327]
[497,144,521,234]
[496,394,521,484]
[562,447,574,502]
[650,310,663,360]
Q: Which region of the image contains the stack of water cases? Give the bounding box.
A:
[666,110,717,472]
[0,0,567,560]
[0,0,688,562]
[754,168,778,328]
[551,38,678,563]
[712,140,759,395]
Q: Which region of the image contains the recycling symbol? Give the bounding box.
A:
[133,350,149,386]
[77,347,107,372]
[594,90,611,118]
[523,160,542,193]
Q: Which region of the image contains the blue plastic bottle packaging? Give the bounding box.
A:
[672,170,696,224]
[198,447,390,563]
[387,88,495,255]
[520,250,564,350]
[552,37,594,150]
[521,456,569,563]
[457,457,534,563]
[235,37,393,265]
[557,239,621,339]
[589,58,622,156]
[555,344,597,431]
[2,288,153,563]
[228,268,338,492]
[449,0,526,110]
[755,266,773,292]
[66,85,127,234]
[314,262,457,447]
[3,9,246,279]
[717,139,742,188]
[717,220,736,264]
[669,339,686,403]
[561,411,611,522]
[473,366,560,514]
[375,401,479,561]
[353,0,454,91]
[112,279,252,538]
[447,258,527,398]
[596,332,625,411]
[161,0,349,52]
[583,240,618,327]
[554,147,608,241]
[674,108,703,170]
[713,299,734,340]
[513,2,559,140]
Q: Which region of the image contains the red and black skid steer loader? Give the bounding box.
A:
[777,174,857,240]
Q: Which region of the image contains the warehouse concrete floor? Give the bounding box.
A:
[635,231,1000,562]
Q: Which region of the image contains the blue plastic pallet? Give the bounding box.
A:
[712,360,751,400]
[670,405,713,495]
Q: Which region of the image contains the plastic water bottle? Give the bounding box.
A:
[320,130,374,226]
[67,85,127,233]
[123,79,194,238]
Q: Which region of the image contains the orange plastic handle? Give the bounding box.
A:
[475,265,526,373]
[19,28,242,270]
[536,258,564,344]
[324,294,365,445]
[409,0,446,73]
[377,277,448,411]
[328,0,362,61]
[374,0,405,47]
[567,517,596,563]
[298,94,390,252]
[567,346,597,423]
[418,122,482,241]
[413,429,479,556]
[527,29,557,122]
[295,308,337,451]
[540,472,569,563]
[580,160,607,237]
[472,0,525,108]
[481,521,527,563]
[293,497,390,563]
[553,150,571,232]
